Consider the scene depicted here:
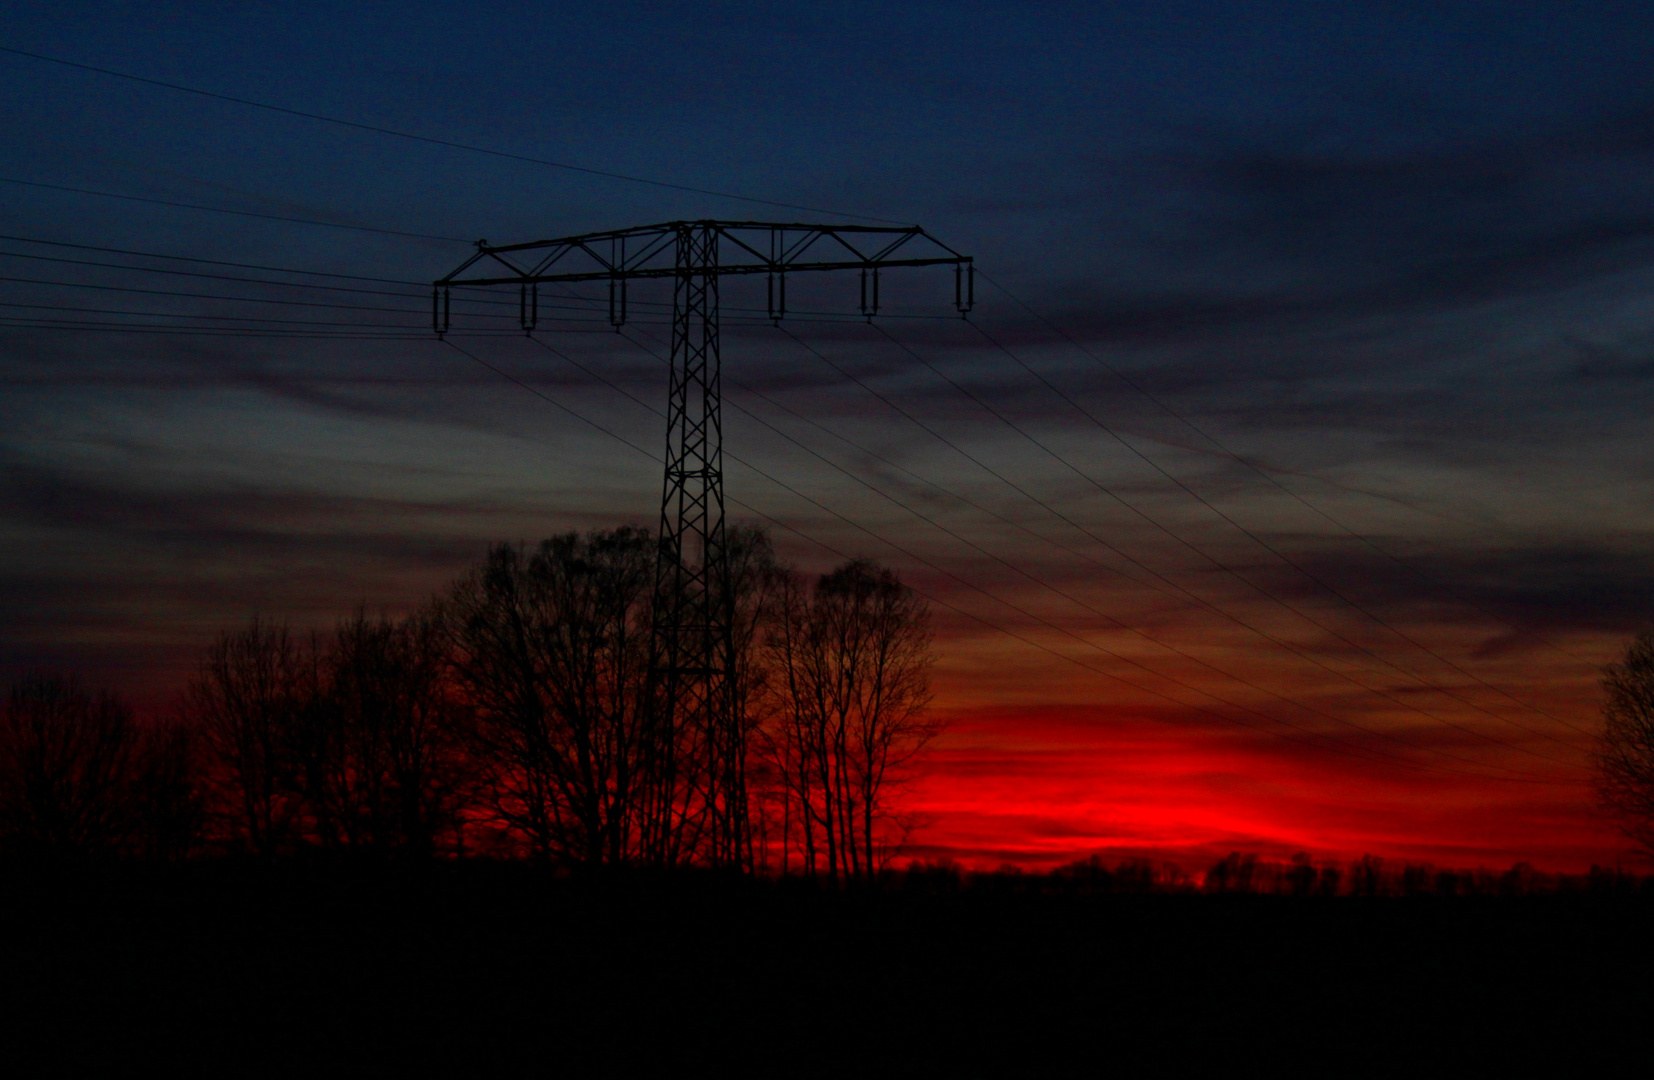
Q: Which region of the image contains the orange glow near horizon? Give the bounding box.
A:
[83,601,1630,874]
[902,704,1623,875]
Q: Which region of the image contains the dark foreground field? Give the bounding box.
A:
[2,862,1649,1075]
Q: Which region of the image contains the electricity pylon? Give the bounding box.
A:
[435,220,972,866]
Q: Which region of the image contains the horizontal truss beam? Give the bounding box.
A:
[436,219,968,283]
[442,256,963,287]
[432,218,973,332]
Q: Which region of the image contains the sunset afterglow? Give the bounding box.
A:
[5,3,1652,873]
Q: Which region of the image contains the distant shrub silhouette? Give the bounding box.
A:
[903,858,965,892]
[1400,863,1434,897]
[1349,855,1386,896]
[1285,853,1318,896]
[1203,852,1258,893]
[1032,852,1616,898]
[1052,854,1116,892]
[1044,856,1185,893]
[1587,865,1638,895]
[1119,860,1170,893]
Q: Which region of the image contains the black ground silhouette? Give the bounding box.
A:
[2,861,1649,1075]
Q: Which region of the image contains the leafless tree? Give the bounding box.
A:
[0,672,139,856]
[764,559,936,884]
[316,607,473,857]
[186,618,315,856]
[446,529,656,865]
[704,524,783,871]
[1594,629,1654,857]
[129,717,208,860]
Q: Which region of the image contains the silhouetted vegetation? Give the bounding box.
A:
[4,861,1651,1074]
[763,558,937,883]
[2,527,1644,904]
[0,672,201,860]
[0,525,941,873]
[3,558,1647,1070]
[1595,629,1654,855]
[1020,852,1648,897]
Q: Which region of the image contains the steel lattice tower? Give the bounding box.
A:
[655,224,732,865]
[436,220,972,866]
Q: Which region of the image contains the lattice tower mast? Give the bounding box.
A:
[436,220,973,866]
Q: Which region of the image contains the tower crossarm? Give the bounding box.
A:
[426,217,970,867]
[434,220,971,287]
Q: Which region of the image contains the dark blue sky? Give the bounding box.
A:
[4,2,1654,866]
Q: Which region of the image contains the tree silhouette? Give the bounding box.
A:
[1285,853,1317,896]
[318,607,471,857]
[764,558,936,883]
[1204,852,1258,893]
[712,524,783,872]
[5,524,952,874]
[1350,854,1386,896]
[445,529,658,865]
[129,717,207,860]
[185,618,314,856]
[1594,629,1654,857]
[0,672,139,856]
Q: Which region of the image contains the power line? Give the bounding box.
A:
[0,273,619,326]
[0,252,657,324]
[3,297,1571,782]
[0,300,436,328]
[0,273,436,317]
[0,175,465,243]
[445,334,1577,787]
[509,291,1577,779]
[0,245,961,323]
[0,45,905,226]
[0,233,967,326]
[772,323,1586,760]
[51,215,1561,760]
[866,322,1579,765]
[960,318,1591,747]
[3,39,1592,699]
[0,247,435,300]
[554,284,1251,617]
[0,133,1588,771]
[977,270,1607,676]
[549,283,1249,620]
[0,232,453,285]
[0,318,470,339]
[557,329,1571,778]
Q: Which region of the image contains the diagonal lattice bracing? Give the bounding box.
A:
[436,220,971,867]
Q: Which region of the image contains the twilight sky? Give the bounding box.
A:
[5,1,1654,870]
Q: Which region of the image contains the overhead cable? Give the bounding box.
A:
[0,45,907,226]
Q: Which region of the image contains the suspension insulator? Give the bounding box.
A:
[520,282,538,334]
[609,276,627,330]
[432,286,450,337]
[767,271,787,324]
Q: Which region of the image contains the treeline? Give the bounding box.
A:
[901,853,1651,897]
[0,526,937,880]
